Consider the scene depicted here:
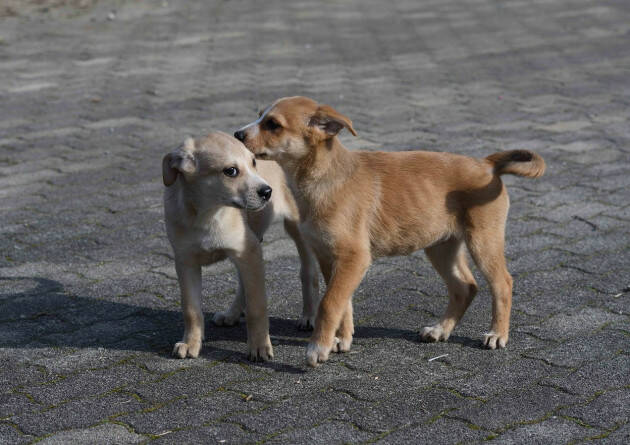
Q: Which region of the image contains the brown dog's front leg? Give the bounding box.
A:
[306,251,370,367]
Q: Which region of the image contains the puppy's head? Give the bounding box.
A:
[234,96,357,163]
[162,132,272,211]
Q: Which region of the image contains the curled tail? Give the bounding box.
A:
[486,150,546,178]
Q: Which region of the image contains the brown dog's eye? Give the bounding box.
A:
[223,167,239,177]
[264,118,281,131]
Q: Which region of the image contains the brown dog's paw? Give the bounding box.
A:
[306,341,332,367]
[420,325,451,343]
[482,331,508,349]
[297,316,315,331]
[212,310,241,327]
[247,335,273,362]
[172,340,201,359]
[331,335,352,353]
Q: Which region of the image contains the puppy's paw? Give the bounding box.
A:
[212,310,241,327]
[247,335,273,362]
[306,341,332,367]
[482,331,508,349]
[420,324,450,343]
[331,335,353,353]
[172,340,201,359]
[297,316,315,331]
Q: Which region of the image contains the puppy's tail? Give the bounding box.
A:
[486,150,546,178]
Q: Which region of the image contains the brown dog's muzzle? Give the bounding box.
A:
[234,130,246,142]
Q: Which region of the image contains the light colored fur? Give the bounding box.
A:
[235,96,546,367]
[163,132,319,360]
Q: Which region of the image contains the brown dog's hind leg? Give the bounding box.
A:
[284,219,320,331]
[465,225,513,349]
[421,238,478,343]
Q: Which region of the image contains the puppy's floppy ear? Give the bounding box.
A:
[162,138,197,186]
[308,104,358,138]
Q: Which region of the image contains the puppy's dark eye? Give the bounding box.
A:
[264,118,281,131]
[252,158,256,167]
[223,167,239,177]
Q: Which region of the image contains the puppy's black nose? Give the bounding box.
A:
[234,130,245,142]
[257,185,272,201]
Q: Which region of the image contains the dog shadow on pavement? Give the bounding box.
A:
[0,276,482,374]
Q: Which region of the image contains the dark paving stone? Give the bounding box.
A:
[454,385,577,432]
[560,388,630,430]
[376,417,488,444]
[487,417,592,444]
[541,355,630,396]
[11,393,146,437]
[152,422,261,444]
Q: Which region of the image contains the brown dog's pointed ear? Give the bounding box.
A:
[162,141,197,186]
[309,104,358,138]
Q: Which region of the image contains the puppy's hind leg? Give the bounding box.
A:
[421,238,478,343]
[173,260,204,359]
[212,273,245,327]
[284,219,320,331]
[465,224,512,349]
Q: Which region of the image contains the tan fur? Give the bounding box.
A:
[235,96,546,367]
[163,132,319,361]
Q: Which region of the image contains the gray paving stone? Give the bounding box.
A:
[596,422,630,445]
[151,422,261,444]
[541,355,630,396]
[267,420,375,444]
[560,388,630,430]
[487,417,592,444]
[0,422,31,445]
[376,417,488,444]
[38,423,145,445]
[11,393,146,437]
[118,391,266,436]
[454,385,577,432]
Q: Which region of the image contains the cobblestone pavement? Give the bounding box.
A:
[1,0,629,443]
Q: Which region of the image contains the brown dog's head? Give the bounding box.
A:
[234,96,357,163]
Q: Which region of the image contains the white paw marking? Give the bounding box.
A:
[172,340,201,359]
[420,325,450,343]
[306,342,330,367]
[482,331,508,349]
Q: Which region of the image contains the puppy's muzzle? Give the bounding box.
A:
[257,185,272,202]
[234,130,246,142]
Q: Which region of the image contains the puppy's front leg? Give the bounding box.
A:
[307,250,370,367]
[212,274,245,326]
[173,260,204,359]
[230,239,273,362]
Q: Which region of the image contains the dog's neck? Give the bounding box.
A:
[287,137,357,217]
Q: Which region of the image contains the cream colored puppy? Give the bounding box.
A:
[235,96,546,367]
[163,132,319,361]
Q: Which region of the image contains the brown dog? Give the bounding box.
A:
[234,96,545,367]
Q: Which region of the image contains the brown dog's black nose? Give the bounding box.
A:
[257,185,272,201]
[234,130,245,142]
